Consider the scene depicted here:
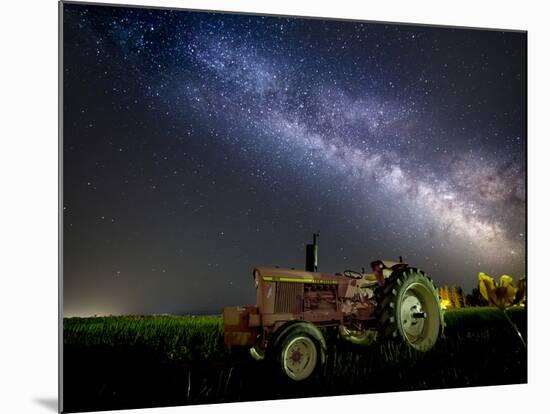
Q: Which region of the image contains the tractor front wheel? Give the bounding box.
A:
[271,322,326,381]
[280,335,318,380]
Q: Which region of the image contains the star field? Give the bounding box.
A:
[62,4,526,316]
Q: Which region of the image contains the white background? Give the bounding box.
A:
[0,0,548,413]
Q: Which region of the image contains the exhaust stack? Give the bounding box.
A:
[305,232,319,272]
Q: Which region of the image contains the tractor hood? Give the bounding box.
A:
[254,267,345,284]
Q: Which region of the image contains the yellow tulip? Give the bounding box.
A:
[478,272,521,310]
[478,272,527,348]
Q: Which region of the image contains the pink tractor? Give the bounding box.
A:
[223,234,444,381]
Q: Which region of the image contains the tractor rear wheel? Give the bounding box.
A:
[376,268,443,351]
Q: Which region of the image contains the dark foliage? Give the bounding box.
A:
[465,287,488,307]
[63,308,526,413]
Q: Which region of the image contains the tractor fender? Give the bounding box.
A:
[371,260,409,285]
[371,259,408,271]
[269,321,327,365]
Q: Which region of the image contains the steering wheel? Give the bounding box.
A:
[343,270,363,280]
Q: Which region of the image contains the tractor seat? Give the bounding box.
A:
[360,273,378,288]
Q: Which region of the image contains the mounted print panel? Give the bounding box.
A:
[60,1,527,412]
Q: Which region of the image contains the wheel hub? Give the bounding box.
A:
[400,293,426,342]
[290,348,304,365]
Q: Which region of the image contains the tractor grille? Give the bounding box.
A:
[274,282,303,314]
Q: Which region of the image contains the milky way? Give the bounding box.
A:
[62,4,526,316]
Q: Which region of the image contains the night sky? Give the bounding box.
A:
[62,3,526,317]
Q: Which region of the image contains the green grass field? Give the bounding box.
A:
[63,307,526,413]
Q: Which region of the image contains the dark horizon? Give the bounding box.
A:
[62,3,526,317]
